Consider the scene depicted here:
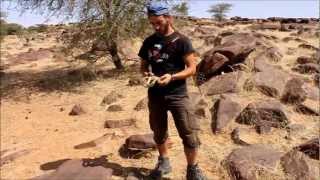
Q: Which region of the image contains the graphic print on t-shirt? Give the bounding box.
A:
[148,43,170,64]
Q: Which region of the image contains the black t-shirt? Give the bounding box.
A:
[138,31,195,95]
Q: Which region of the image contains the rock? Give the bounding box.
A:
[236,100,290,128]
[312,50,320,63]
[286,124,306,133]
[196,33,256,83]
[224,144,283,180]
[31,159,113,180]
[282,37,307,43]
[217,33,256,61]
[134,97,148,111]
[295,138,319,160]
[253,68,291,97]
[295,99,320,116]
[213,36,222,46]
[281,78,307,104]
[196,52,228,85]
[104,119,136,128]
[101,91,124,105]
[253,56,283,72]
[189,92,209,118]
[281,150,319,180]
[219,31,234,37]
[231,128,250,146]
[292,63,320,74]
[255,122,272,134]
[314,74,319,85]
[298,43,319,51]
[200,71,247,96]
[211,95,245,133]
[261,47,283,62]
[201,35,217,46]
[302,83,320,101]
[69,104,85,116]
[296,56,316,64]
[125,134,156,150]
[107,104,123,112]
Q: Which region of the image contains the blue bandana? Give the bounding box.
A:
[147,1,170,16]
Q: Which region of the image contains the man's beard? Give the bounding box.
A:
[156,21,170,36]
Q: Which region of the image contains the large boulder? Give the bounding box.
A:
[196,51,228,84]
[302,83,319,101]
[296,56,316,64]
[292,63,320,74]
[236,100,290,128]
[224,144,283,180]
[31,159,113,180]
[253,67,291,97]
[107,104,123,112]
[200,71,247,96]
[125,134,156,150]
[298,43,319,51]
[216,34,256,60]
[196,33,256,84]
[189,92,209,119]
[260,47,283,62]
[281,78,307,104]
[294,138,319,160]
[253,55,283,72]
[295,99,320,116]
[281,150,319,180]
[211,94,246,133]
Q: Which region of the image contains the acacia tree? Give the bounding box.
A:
[171,1,188,17]
[207,3,232,21]
[16,0,179,69]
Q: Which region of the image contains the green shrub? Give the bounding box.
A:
[27,24,48,33]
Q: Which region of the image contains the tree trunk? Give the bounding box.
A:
[108,40,124,70]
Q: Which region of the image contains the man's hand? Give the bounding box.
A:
[157,73,172,86]
[143,72,154,77]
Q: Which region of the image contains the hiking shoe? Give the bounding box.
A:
[149,156,172,179]
[186,164,206,180]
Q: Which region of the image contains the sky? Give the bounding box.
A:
[1,0,319,27]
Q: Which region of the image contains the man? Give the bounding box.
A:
[138,2,206,180]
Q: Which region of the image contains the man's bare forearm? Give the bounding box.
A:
[171,53,197,81]
[171,67,196,81]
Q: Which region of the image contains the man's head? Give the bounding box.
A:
[147,2,173,35]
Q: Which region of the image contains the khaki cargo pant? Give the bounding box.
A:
[148,93,201,149]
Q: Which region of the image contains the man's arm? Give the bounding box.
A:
[172,53,197,80]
